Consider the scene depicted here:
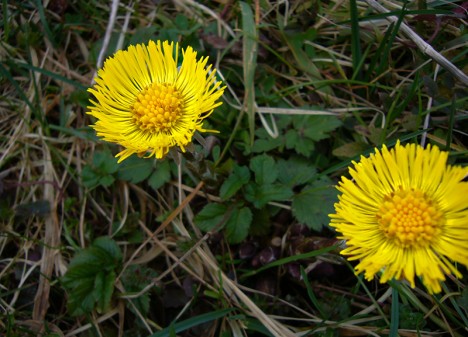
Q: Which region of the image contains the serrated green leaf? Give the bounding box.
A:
[81,165,100,188]
[250,154,277,185]
[99,175,115,187]
[292,177,338,230]
[66,278,96,316]
[95,270,116,313]
[252,137,284,153]
[277,157,317,187]
[62,237,122,316]
[220,165,250,200]
[117,155,154,183]
[245,182,293,208]
[128,26,158,45]
[399,304,426,329]
[148,160,172,190]
[93,150,118,174]
[82,150,119,189]
[121,265,158,316]
[285,115,341,156]
[194,203,228,232]
[285,129,315,157]
[225,206,252,244]
[300,115,342,142]
[62,250,106,282]
[93,236,123,263]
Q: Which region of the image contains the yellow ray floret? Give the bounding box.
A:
[330,141,468,294]
[87,40,225,162]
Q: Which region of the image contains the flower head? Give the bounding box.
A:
[330,141,468,293]
[88,40,225,162]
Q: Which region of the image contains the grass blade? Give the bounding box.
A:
[149,308,236,337]
[240,1,258,145]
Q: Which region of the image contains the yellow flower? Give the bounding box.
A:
[87,40,225,162]
[330,141,468,294]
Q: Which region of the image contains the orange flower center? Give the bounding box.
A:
[132,83,183,132]
[377,189,444,248]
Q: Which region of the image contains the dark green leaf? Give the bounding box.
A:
[128,26,158,45]
[82,150,119,189]
[277,157,317,187]
[81,165,100,188]
[251,137,284,153]
[245,183,293,208]
[93,236,123,263]
[399,304,426,330]
[95,270,116,313]
[301,115,342,141]
[93,150,118,174]
[220,165,250,200]
[148,160,172,190]
[225,206,252,244]
[66,278,96,316]
[285,129,315,157]
[62,237,122,316]
[286,116,342,156]
[99,175,115,187]
[117,155,154,183]
[292,177,338,230]
[249,154,277,185]
[194,203,228,232]
[121,265,159,316]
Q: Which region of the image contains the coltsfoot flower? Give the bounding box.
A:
[88,40,225,162]
[330,141,468,293]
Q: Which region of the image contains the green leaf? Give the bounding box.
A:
[399,303,426,330]
[251,137,284,153]
[285,129,315,157]
[81,165,100,188]
[93,236,123,263]
[291,177,338,230]
[286,115,342,156]
[117,155,154,183]
[82,150,119,189]
[148,160,172,190]
[300,115,342,142]
[93,150,119,174]
[249,154,277,185]
[225,206,252,244]
[121,265,159,316]
[220,165,250,200]
[99,175,115,187]
[95,270,116,313]
[128,26,158,45]
[245,183,293,208]
[66,278,97,316]
[277,157,317,187]
[194,203,228,232]
[62,237,122,316]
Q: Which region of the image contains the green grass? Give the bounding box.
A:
[1,0,467,336]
